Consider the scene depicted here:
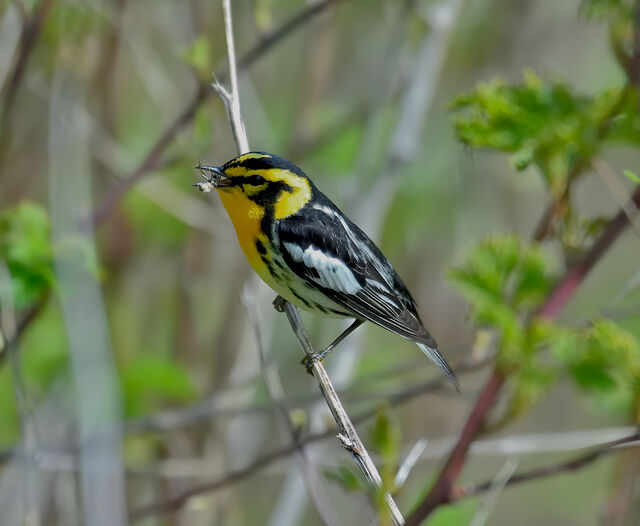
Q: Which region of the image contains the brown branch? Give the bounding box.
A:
[405,371,505,525]
[89,0,345,228]
[457,430,640,500]
[539,186,640,319]
[0,294,48,365]
[0,0,55,127]
[406,185,640,526]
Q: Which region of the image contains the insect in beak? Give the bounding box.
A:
[194,164,232,193]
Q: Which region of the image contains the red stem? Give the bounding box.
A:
[405,371,505,525]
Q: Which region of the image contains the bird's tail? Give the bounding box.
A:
[416,342,459,393]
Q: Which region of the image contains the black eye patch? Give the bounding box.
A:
[236,174,268,186]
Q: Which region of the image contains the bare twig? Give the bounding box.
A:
[0,293,47,365]
[218,0,248,154]
[90,0,344,227]
[394,439,428,489]
[244,289,338,526]
[468,458,518,526]
[0,0,55,131]
[459,431,640,500]
[592,158,640,239]
[281,303,405,525]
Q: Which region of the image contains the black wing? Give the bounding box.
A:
[277,199,458,388]
[277,198,437,349]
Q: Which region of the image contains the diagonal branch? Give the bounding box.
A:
[0,0,55,130]
[89,0,344,228]
[282,303,405,525]
[458,430,640,500]
[244,290,338,526]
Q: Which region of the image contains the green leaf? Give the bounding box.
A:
[180,36,212,79]
[449,236,552,324]
[369,407,400,492]
[551,320,640,413]
[0,202,54,310]
[325,466,365,492]
[623,169,640,184]
[121,355,198,417]
[509,358,557,416]
[449,236,554,368]
[426,499,479,526]
[370,407,399,467]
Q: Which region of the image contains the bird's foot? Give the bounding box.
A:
[300,348,330,375]
[272,295,287,312]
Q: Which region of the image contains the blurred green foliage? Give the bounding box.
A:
[552,320,640,415]
[580,0,636,22]
[451,72,639,195]
[0,203,54,311]
[181,36,213,80]
[121,355,197,416]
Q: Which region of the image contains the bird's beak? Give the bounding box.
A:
[195,164,232,189]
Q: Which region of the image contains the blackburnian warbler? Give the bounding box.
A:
[196,152,457,389]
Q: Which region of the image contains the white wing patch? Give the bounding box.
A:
[283,242,361,294]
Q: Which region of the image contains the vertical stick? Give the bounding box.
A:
[283,303,405,525]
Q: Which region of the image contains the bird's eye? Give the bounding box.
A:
[246,173,267,185]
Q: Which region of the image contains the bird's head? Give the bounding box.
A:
[196,152,313,220]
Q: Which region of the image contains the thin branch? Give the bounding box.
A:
[0,0,55,130]
[394,439,428,489]
[592,158,640,240]
[244,289,338,526]
[90,0,344,227]
[467,458,518,526]
[0,261,38,445]
[218,0,248,154]
[281,303,405,525]
[458,431,640,500]
[0,293,47,365]
[540,185,640,319]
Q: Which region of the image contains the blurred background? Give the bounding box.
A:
[1,0,639,525]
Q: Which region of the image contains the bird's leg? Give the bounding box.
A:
[272,295,287,312]
[301,319,364,373]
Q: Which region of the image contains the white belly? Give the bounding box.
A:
[262,248,352,317]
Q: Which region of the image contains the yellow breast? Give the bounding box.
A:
[217,188,265,271]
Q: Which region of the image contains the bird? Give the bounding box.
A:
[195,151,458,389]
